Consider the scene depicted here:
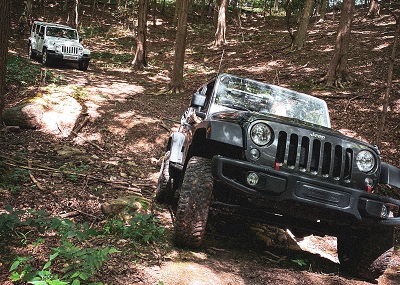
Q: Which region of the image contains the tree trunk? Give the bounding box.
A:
[323,0,355,87]
[152,0,157,26]
[132,0,148,69]
[0,0,11,117]
[366,0,380,19]
[200,0,206,23]
[26,0,33,16]
[169,0,189,93]
[292,0,314,49]
[319,0,328,22]
[214,0,228,47]
[73,0,79,28]
[174,0,182,25]
[376,16,400,146]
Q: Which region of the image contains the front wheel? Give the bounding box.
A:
[174,156,213,248]
[155,151,175,205]
[337,226,394,280]
[42,48,51,67]
[78,61,89,71]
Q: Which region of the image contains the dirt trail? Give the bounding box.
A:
[2,2,400,284]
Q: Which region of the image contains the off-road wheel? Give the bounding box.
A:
[78,61,89,71]
[42,48,51,67]
[337,225,394,280]
[174,156,213,248]
[155,151,175,205]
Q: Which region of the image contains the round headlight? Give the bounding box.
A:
[250,123,272,146]
[356,150,376,172]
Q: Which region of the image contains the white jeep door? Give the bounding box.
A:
[36,25,45,52]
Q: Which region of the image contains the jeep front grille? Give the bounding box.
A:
[275,131,353,182]
[61,46,79,54]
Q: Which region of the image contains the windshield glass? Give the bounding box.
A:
[212,74,331,127]
[46,27,78,40]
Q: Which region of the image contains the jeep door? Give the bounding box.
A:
[37,25,45,52]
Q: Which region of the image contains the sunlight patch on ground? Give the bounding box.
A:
[73,132,102,146]
[125,138,153,152]
[86,81,144,102]
[155,261,246,285]
[374,42,391,51]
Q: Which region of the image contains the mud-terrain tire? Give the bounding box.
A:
[78,61,89,71]
[42,48,51,67]
[155,151,175,204]
[337,226,394,280]
[174,156,213,248]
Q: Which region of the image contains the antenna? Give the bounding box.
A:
[217,49,225,75]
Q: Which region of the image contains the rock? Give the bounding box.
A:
[2,99,45,129]
[2,91,82,136]
[101,195,143,216]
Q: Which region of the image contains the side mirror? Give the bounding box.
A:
[196,111,206,119]
[190,92,206,108]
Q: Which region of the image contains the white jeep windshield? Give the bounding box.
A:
[211,74,331,128]
[46,27,78,40]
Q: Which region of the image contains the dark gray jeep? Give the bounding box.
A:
[156,73,400,280]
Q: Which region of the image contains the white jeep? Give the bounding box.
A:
[28,21,91,71]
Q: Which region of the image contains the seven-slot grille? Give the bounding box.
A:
[61,46,80,54]
[275,131,353,182]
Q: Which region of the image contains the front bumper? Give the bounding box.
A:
[211,155,400,226]
[47,52,90,63]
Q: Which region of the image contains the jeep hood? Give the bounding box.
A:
[209,110,374,147]
[46,37,82,47]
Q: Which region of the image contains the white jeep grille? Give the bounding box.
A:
[61,46,80,55]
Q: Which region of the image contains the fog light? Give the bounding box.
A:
[249,148,260,160]
[247,172,259,186]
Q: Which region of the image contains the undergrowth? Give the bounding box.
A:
[0,206,166,285]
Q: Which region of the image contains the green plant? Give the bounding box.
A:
[291,258,308,267]
[0,160,30,193]
[0,206,25,238]
[123,213,165,244]
[54,219,98,242]
[72,86,89,100]
[6,54,59,85]
[60,162,89,183]
[52,241,119,284]
[9,254,67,285]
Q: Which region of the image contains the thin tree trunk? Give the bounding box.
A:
[0,0,11,117]
[292,0,314,49]
[169,0,189,93]
[74,0,79,28]
[319,0,328,22]
[214,0,228,47]
[376,16,400,146]
[366,0,380,18]
[132,0,148,69]
[152,0,157,26]
[323,0,355,87]
[200,0,206,23]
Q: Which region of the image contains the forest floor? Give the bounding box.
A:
[1,1,400,284]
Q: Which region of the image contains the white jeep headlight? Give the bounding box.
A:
[250,123,272,146]
[55,45,61,53]
[356,150,376,172]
